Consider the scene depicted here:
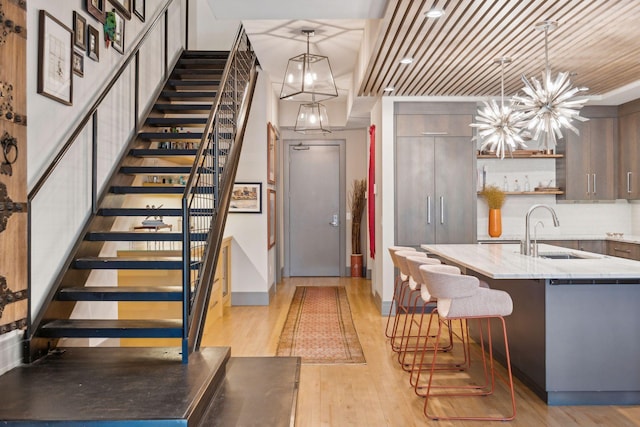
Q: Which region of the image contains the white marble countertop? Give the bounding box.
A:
[420,243,640,279]
[477,234,640,244]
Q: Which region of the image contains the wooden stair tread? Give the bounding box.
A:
[97,207,211,216]
[85,231,207,241]
[138,131,203,140]
[38,319,183,338]
[58,286,182,301]
[73,256,200,270]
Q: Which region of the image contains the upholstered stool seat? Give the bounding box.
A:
[385,246,417,339]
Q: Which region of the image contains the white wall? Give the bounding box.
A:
[188,0,238,50]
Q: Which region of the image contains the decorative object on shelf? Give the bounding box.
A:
[267,122,277,183]
[230,182,262,213]
[471,57,528,159]
[109,0,131,20]
[73,11,87,50]
[37,10,73,105]
[0,131,17,176]
[133,0,145,22]
[280,29,338,102]
[86,0,106,23]
[349,178,367,277]
[72,50,84,77]
[268,189,276,249]
[104,9,124,54]
[294,101,330,134]
[87,25,99,61]
[480,185,505,238]
[514,20,588,151]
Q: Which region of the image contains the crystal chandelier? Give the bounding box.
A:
[280,29,338,102]
[471,57,528,159]
[514,21,588,151]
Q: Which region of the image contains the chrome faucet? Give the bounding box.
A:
[522,204,560,255]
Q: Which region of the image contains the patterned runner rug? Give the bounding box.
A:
[276,286,366,364]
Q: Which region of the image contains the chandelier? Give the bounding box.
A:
[514,21,588,151]
[471,57,528,159]
[294,101,331,134]
[280,29,338,102]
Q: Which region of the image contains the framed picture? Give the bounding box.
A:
[133,0,145,22]
[87,25,100,61]
[109,10,125,54]
[86,0,106,23]
[37,10,73,106]
[73,12,87,50]
[230,183,262,213]
[72,50,84,77]
[109,0,132,20]
[267,122,277,184]
[268,189,276,249]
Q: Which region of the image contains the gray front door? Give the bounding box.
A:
[287,143,342,276]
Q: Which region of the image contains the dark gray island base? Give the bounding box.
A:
[421,243,640,405]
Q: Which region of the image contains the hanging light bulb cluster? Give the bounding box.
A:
[513,20,589,151]
[471,57,529,159]
[473,21,589,157]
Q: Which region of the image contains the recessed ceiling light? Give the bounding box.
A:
[400,57,413,65]
[425,8,445,19]
[383,86,395,92]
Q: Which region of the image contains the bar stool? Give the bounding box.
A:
[417,264,516,421]
[390,251,438,354]
[385,246,417,339]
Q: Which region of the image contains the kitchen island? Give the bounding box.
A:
[421,243,640,405]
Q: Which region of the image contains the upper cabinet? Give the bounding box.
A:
[556,106,618,201]
[618,100,640,200]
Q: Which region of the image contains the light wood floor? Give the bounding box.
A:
[201,277,640,427]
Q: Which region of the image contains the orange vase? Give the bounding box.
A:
[488,208,502,238]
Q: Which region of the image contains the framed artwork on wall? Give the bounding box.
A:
[133,0,145,22]
[109,0,132,20]
[107,10,125,54]
[86,0,106,23]
[37,10,73,105]
[72,50,84,77]
[73,11,87,50]
[230,183,262,213]
[267,122,277,184]
[268,189,276,249]
[87,25,100,61]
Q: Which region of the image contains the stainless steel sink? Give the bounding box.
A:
[538,252,599,260]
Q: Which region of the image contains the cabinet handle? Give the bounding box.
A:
[427,196,432,224]
[628,172,633,194]
[440,196,445,224]
[614,247,632,254]
[586,173,590,195]
[593,173,596,195]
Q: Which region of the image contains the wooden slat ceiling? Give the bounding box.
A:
[359,0,640,98]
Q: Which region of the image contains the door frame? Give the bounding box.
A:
[283,139,346,277]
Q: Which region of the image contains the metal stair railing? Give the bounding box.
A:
[181,26,258,361]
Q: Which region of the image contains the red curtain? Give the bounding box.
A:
[368,125,376,259]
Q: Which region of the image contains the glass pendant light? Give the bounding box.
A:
[280,29,338,102]
[294,101,330,134]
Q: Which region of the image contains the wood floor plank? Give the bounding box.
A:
[201,277,640,427]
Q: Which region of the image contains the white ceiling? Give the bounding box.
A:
[207,0,640,129]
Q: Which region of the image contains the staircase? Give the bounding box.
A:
[27,33,258,365]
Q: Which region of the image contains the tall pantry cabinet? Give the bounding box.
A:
[394,102,477,247]
[618,99,640,199]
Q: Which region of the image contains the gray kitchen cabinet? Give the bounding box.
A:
[556,106,618,201]
[543,239,605,254]
[606,241,640,261]
[618,101,640,199]
[394,103,477,247]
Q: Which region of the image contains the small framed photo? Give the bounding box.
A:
[267,122,277,184]
[87,25,100,61]
[133,0,145,22]
[108,10,125,54]
[86,0,106,23]
[109,0,132,20]
[72,51,84,77]
[73,12,87,50]
[268,189,276,248]
[230,183,262,213]
[38,10,73,106]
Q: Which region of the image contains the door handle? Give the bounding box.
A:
[628,172,633,194]
[592,173,596,195]
[586,173,590,195]
[330,214,339,227]
[440,196,445,224]
[427,196,431,224]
